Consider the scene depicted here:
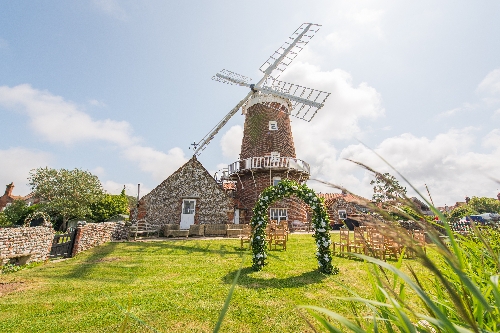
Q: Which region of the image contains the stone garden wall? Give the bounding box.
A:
[0,226,55,265]
[72,222,127,256]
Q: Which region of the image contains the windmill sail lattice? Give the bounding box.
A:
[192,23,330,156]
[259,23,322,79]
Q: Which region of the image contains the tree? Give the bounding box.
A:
[447,196,500,223]
[370,172,407,203]
[1,199,39,226]
[88,188,129,222]
[0,212,11,227]
[29,167,103,230]
[468,196,500,214]
[447,204,477,223]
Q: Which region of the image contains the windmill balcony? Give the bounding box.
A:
[225,156,310,177]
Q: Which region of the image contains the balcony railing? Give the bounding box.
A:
[225,156,310,177]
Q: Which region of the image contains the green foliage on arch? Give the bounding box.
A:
[23,211,52,228]
[250,179,338,275]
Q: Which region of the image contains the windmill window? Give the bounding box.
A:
[270,208,287,222]
[269,121,278,131]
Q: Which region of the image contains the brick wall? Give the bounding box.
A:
[235,170,308,224]
[72,222,127,256]
[132,156,234,227]
[240,103,296,159]
[0,226,55,265]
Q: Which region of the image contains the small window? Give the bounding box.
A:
[338,210,347,220]
[269,121,278,131]
[272,177,281,186]
[270,208,287,222]
[270,151,280,163]
[182,200,196,214]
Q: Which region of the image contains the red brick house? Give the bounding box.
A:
[0,183,25,211]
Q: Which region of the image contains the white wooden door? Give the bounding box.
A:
[234,209,240,224]
[180,199,196,229]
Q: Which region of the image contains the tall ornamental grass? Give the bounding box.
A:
[303,159,500,332]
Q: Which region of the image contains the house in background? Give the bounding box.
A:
[0,183,26,211]
[317,191,373,229]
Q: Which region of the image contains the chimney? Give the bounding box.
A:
[5,183,14,196]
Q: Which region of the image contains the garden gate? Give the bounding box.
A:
[50,229,77,258]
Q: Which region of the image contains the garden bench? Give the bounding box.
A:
[129,220,160,240]
[226,224,244,238]
[0,252,33,266]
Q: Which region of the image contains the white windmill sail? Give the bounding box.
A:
[259,23,322,80]
[192,23,330,156]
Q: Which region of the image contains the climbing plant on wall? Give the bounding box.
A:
[250,179,338,274]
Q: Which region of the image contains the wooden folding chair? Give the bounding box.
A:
[385,232,403,260]
[351,227,367,255]
[333,228,350,256]
[272,225,287,251]
[265,225,273,250]
[240,225,252,249]
[412,230,426,255]
[368,232,386,261]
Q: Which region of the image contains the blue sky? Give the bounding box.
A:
[1,1,499,206]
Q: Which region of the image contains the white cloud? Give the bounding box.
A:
[122,146,187,182]
[92,166,106,177]
[436,103,476,119]
[88,99,107,107]
[308,128,500,206]
[482,129,500,152]
[220,125,243,160]
[92,0,127,20]
[280,62,384,165]
[102,180,151,196]
[0,84,136,146]
[0,84,188,182]
[0,148,53,195]
[317,4,385,54]
[477,69,500,95]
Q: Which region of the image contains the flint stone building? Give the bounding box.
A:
[133,156,234,229]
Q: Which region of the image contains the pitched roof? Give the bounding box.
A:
[317,192,371,206]
[222,181,236,191]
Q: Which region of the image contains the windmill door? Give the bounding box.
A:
[234,209,240,224]
[180,199,196,229]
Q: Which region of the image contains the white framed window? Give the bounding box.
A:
[270,208,287,222]
[272,176,281,186]
[182,200,196,214]
[338,210,347,220]
[270,151,280,164]
[269,121,278,131]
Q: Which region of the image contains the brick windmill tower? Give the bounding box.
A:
[193,23,330,225]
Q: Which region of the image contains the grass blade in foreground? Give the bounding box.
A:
[213,255,244,333]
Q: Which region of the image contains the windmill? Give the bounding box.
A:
[193,23,331,225]
[192,23,330,156]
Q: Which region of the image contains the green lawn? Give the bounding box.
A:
[0,233,429,333]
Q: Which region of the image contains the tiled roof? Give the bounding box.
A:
[222,181,236,190]
[317,192,371,205]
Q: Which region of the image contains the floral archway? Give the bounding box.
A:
[250,179,339,275]
[23,211,52,228]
